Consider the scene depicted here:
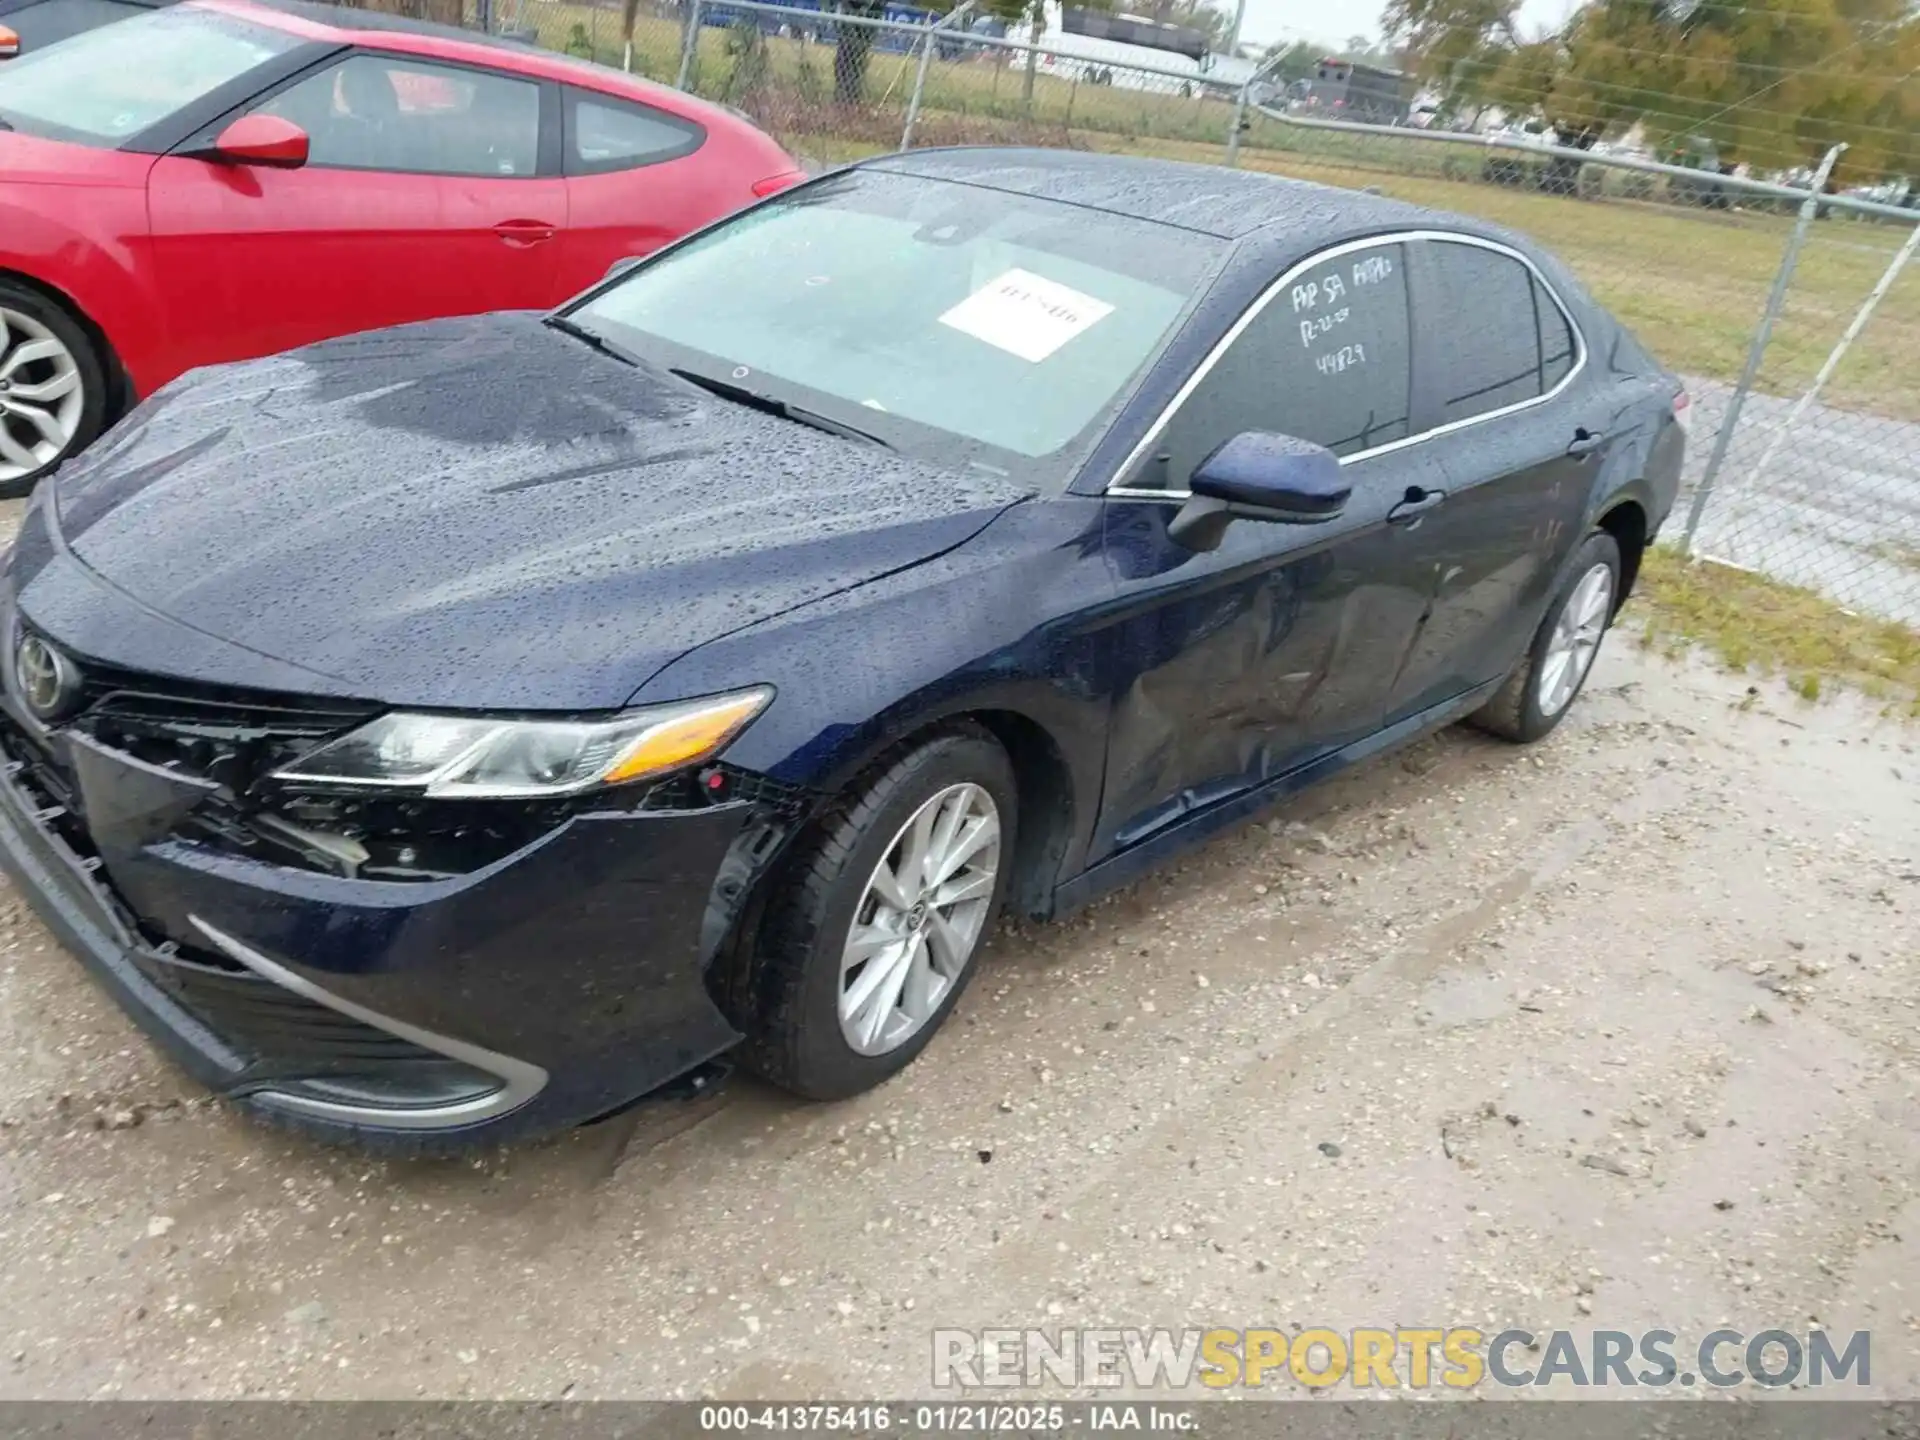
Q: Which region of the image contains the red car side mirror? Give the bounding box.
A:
[208,114,310,170]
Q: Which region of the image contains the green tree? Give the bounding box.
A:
[1260,38,1319,85]
[831,0,884,105]
[1383,0,1920,182]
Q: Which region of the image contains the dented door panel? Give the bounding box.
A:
[1089,456,1437,864]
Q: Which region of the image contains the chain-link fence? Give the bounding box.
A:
[475,0,1247,160]
[455,0,1920,629]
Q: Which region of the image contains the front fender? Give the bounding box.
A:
[0,167,165,397]
[631,497,1117,893]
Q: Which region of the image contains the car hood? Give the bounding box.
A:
[35,313,1032,710]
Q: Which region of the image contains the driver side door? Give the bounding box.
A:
[1090,237,1441,863]
[146,51,566,375]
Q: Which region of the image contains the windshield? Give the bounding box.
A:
[571,169,1225,481]
[0,5,301,146]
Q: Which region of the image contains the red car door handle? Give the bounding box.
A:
[493,219,557,246]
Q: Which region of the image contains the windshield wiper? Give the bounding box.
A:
[544,313,642,368]
[668,367,893,450]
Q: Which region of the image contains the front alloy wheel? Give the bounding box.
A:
[0,307,86,486]
[839,782,1000,1056]
[734,726,1018,1100]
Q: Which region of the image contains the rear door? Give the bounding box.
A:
[1092,237,1442,862]
[557,85,707,288]
[147,50,566,373]
[1382,235,1595,722]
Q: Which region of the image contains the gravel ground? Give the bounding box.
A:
[0,496,1915,1402]
[1679,376,1920,626]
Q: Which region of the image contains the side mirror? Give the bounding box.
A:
[1168,432,1351,552]
[204,114,310,169]
[603,256,645,282]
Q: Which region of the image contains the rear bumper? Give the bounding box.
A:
[0,729,756,1150]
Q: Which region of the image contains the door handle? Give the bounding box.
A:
[1387,485,1446,525]
[1567,427,1605,458]
[493,219,558,246]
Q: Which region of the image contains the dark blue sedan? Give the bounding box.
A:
[0,149,1688,1149]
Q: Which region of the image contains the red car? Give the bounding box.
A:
[0,0,802,493]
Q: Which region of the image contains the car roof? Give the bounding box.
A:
[201,0,719,108]
[229,0,532,48]
[861,146,1505,250]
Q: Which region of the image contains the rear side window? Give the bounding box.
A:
[1149,239,1413,480]
[256,54,541,177]
[566,89,702,174]
[1424,240,1545,424]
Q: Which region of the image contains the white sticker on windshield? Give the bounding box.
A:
[937,268,1115,363]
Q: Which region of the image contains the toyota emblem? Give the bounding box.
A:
[13,632,82,723]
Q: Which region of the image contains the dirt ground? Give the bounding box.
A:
[0,491,1915,1401]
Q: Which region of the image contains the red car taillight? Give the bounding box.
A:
[0,24,20,58]
[752,170,806,198]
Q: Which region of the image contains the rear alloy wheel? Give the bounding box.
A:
[1470,529,1623,744]
[1536,562,1614,719]
[0,284,108,499]
[737,728,1018,1100]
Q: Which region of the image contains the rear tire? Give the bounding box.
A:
[1471,530,1622,744]
[737,727,1018,1101]
[0,280,108,499]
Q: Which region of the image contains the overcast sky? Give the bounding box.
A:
[1236,0,1577,51]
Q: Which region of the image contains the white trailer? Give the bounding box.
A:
[1008,2,1240,94]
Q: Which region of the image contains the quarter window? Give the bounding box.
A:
[1147,241,1413,485]
[1424,240,1548,423]
[1534,275,1577,392]
[256,55,541,177]
[568,90,702,173]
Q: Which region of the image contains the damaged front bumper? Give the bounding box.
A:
[0,642,797,1150]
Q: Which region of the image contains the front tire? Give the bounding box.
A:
[0,281,107,499]
[1471,530,1622,744]
[738,727,1018,1101]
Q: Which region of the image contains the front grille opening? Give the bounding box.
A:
[3,650,812,883]
[176,790,581,881]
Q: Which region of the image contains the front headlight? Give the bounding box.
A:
[272,687,772,799]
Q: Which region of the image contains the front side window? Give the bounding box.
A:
[571,170,1225,481]
[256,54,540,177]
[1425,240,1547,424]
[0,4,299,146]
[1146,240,1414,486]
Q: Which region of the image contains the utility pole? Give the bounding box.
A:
[1225,0,1245,54]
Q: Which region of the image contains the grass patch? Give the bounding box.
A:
[1634,546,1920,712]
